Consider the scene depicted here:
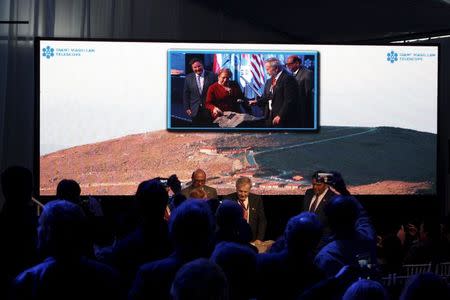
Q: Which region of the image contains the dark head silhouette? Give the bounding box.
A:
[171,258,228,300]
[216,200,243,229]
[211,241,256,300]
[342,279,388,300]
[215,200,252,244]
[419,217,441,242]
[324,195,359,238]
[1,166,32,206]
[400,272,450,300]
[135,178,169,225]
[167,174,182,194]
[37,200,87,259]
[56,179,81,204]
[169,199,214,259]
[285,211,323,256]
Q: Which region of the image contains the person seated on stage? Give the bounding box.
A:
[11,200,123,300]
[205,68,245,120]
[225,176,266,242]
[181,169,218,200]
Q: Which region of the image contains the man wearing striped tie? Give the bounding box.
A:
[303,171,337,240]
[249,57,299,128]
[225,176,267,242]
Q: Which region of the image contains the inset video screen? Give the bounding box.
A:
[39,40,438,196]
[167,50,318,130]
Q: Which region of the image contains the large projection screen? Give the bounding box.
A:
[38,39,438,196]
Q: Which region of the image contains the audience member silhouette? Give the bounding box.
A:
[297,265,361,300]
[0,166,38,299]
[170,258,228,300]
[56,178,110,259]
[399,272,450,300]
[189,187,208,199]
[314,195,377,278]
[214,200,254,248]
[129,199,215,300]
[378,233,404,275]
[56,179,81,205]
[211,241,257,300]
[5,166,448,300]
[166,174,185,215]
[404,217,450,264]
[11,200,123,300]
[342,279,388,300]
[97,179,171,288]
[256,212,326,300]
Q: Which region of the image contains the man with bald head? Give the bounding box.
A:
[181,169,218,200]
[285,55,314,128]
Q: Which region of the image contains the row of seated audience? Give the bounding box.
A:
[0,165,449,299]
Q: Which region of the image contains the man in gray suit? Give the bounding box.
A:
[181,169,218,200]
[225,177,266,242]
[183,58,216,126]
[286,55,314,128]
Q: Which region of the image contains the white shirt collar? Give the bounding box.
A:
[310,187,329,211]
[275,70,283,81]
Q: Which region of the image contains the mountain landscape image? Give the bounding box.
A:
[40,126,436,196]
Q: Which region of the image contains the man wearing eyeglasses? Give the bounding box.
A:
[285,55,314,128]
[181,169,218,200]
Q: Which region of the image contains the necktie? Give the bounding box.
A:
[309,195,319,212]
[271,76,277,88]
[239,201,249,222]
[196,75,202,94]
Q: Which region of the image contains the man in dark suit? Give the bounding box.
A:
[183,58,216,126]
[250,57,299,128]
[303,171,337,240]
[181,169,218,200]
[225,177,266,242]
[286,55,314,128]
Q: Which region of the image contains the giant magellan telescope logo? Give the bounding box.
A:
[42,46,55,59]
[387,51,398,64]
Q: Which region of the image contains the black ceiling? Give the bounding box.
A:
[193,0,450,43]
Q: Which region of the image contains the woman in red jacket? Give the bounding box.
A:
[205,68,244,120]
